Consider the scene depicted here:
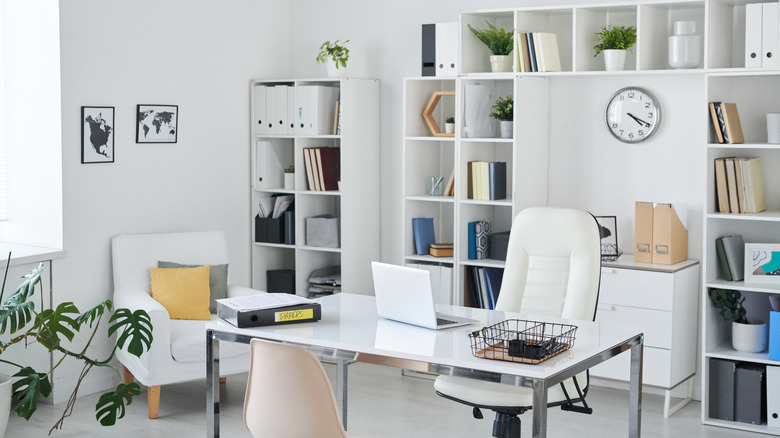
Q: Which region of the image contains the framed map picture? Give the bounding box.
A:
[136,104,178,143]
[81,106,115,164]
[595,216,620,261]
[744,243,780,283]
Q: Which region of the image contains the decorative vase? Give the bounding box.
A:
[444,123,455,134]
[284,173,295,190]
[603,49,627,71]
[489,55,512,73]
[0,374,12,438]
[732,320,768,353]
[668,21,701,69]
[500,120,513,138]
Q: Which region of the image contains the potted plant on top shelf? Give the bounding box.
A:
[490,94,513,138]
[709,288,767,353]
[0,258,153,436]
[467,20,514,73]
[593,25,637,71]
[316,39,350,78]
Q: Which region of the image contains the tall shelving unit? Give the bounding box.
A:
[402,1,780,434]
[250,78,380,296]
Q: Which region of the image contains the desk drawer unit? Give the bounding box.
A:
[590,257,699,392]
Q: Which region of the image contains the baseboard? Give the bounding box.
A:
[590,377,701,401]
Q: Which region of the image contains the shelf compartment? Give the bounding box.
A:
[404,78,456,138]
[708,75,780,143]
[460,10,516,74]
[458,203,513,262]
[459,141,514,202]
[252,138,294,190]
[404,139,455,198]
[404,200,455,259]
[459,78,514,140]
[251,245,295,292]
[573,5,637,72]
[637,2,705,71]
[705,149,780,214]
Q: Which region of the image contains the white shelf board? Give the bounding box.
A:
[404,136,456,142]
[296,190,341,197]
[298,245,341,253]
[459,259,506,269]
[706,142,780,150]
[460,137,514,143]
[405,254,454,264]
[459,198,513,207]
[705,343,778,365]
[705,211,780,221]
[405,195,455,203]
[702,418,780,436]
[706,278,780,294]
[253,187,295,194]
[253,242,294,249]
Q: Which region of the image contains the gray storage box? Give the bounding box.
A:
[490,231,511,261]
[306,214,340,248]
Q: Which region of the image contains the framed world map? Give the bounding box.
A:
[81,106,114,163]
[136,104,178,143]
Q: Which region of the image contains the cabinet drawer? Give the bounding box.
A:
[591,347,672,388]
[599,267,673,311]
[596,304,672,349]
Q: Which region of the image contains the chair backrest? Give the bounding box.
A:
[243,338,346,438]
[111,231,229,294]
[495,207,601,321]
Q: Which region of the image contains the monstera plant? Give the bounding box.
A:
[0,257,153,434]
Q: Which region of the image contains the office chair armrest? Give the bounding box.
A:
[227,284,265,298]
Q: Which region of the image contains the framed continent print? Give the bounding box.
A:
[81,106,115,163]
[136,104,178,143]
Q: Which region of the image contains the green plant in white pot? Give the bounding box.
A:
[593,25,637,71]
[0,257,153,435]
[709,288,767,353]
[490,94,513,138]
[316,39,350,77]
[468,20,514,73]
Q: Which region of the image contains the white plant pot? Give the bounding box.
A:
[732,320,768,353]
[326,62,348,78]
[489,55,512,73]
[0,374,12,438]
[500,120,513,138]
[284,173,295,190]
[444,123,455,134]
[603,49,627,71]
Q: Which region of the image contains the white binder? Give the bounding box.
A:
[253,85,267,135]
[286,86,296,135]
[308,86,340,135]
[264,86,276,134]
[746,3,763,68]
[435,22,458,77]
[763,2,779,68]
[768,365,780,428]
[295,85,309,135]
[275,85,288,135]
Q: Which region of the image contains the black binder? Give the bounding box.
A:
[735,362,767,424]
[709,358,736,421]
[218,302,321,328]
[421,24,436,76]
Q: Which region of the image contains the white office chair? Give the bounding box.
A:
[112,231,258,419]
[434,207,602,438]
[244,338,370,438]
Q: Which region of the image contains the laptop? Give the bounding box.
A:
[371,262,477,330]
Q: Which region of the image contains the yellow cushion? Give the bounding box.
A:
[150,265,211,320]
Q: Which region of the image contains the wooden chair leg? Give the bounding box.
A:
[148,385,160,419]
[122,366,134,385]
[219,377,227,384]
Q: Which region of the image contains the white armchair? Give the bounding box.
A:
[111,231,257,419]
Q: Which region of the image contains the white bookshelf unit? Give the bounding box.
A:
[250,78,379,296]
[401,1,780,434]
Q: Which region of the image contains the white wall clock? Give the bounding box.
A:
[605,87,661,143]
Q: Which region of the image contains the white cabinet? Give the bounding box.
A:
[250,78,380,296]
[591,256,699,417]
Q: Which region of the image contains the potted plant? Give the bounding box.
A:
[0,258,153,435]
[283,165,295,190]
[444,116,455,135]
[593,25,637,71]
[490,94,513,138]
[709,288,767,353]
[467,20,514,73]
[316,39,350,77]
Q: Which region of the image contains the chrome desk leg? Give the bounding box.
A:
[206,329,220,438]
[629,335,644,438]
[336,358,348,430]
[531,378,548,438]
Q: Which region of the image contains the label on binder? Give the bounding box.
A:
[276,308,314,322]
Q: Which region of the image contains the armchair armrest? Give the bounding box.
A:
[227,284,266,298]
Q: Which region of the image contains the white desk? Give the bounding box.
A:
[206,293,644,438]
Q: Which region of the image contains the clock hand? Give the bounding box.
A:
[626,112,651,128]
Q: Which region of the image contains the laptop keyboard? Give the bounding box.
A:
[437,317,458,326]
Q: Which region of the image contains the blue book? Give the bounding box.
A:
[412,217,435,255]
[484,267,504,305]
[489,162,507,200]
[467,221,477,260]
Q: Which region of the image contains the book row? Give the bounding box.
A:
[708,102,744,144]
[303,147,340,191]
[714,156,766,214]
[467,161,506,201]
[465,266,504,310]
[514,32,561,73]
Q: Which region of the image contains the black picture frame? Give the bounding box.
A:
[136,104,178,143]
[595,216,619,261]
[81,106,115,164]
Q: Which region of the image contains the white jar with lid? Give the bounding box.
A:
[668,21,702,69]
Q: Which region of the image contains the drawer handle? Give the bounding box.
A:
[601,268,618,275]
[597,304,617,312]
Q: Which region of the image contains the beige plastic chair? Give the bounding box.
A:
[434,207,602,438]
[244,338,369,438]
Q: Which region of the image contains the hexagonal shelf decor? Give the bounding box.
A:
[422,91,455,137]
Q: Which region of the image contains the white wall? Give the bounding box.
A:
[54,0,290,401]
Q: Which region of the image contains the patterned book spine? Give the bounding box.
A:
[474,220,491,260]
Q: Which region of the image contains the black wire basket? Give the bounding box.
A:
[469,319,577,364]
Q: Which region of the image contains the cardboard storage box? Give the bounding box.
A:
[306,214,340,248]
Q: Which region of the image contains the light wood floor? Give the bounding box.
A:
[7,361,765,437]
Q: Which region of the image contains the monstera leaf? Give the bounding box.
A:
[0,263,43,334]
[108,308,153,357]
[76,300,114,328]
[95,382,141,426]
[33,302,81,350]
[12,367,53,420]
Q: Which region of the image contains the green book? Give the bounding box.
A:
[715,237,733,281]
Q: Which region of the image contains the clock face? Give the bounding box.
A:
[605,87,661,143]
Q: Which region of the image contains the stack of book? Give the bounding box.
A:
[709,102,745,144]
[467,161,506,200]
[714,157,766,213]
[715,235,745,281]
[514,32,561,73]
[429,243,453,257]
[465,266,504,310]
[303,146,340,191]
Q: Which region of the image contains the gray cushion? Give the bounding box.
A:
[157,261,228,313]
